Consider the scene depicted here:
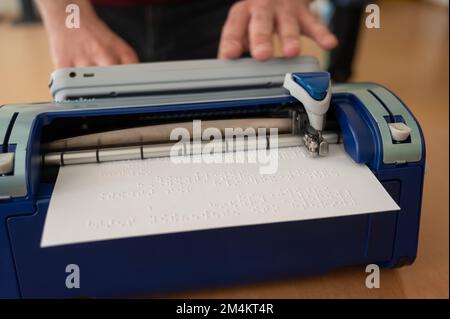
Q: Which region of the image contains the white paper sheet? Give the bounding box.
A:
[41,145,399,247]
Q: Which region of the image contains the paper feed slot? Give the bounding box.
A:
[41,113,340,167]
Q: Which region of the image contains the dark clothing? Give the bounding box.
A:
[328,1,368,82]
[94,0,363,82]
[94,0,236,62]
[92,0,189,5]
[15,0,40,24]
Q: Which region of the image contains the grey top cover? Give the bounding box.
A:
[49,57,321,102]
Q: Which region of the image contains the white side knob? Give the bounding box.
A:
[388,122,411,142]
[0,153,14,175]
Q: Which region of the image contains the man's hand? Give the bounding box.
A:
[36,0,139,68]
[218,0,338,60]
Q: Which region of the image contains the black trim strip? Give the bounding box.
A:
[64,83,281,101]
[2,112,19,153]
[368,89,395,122]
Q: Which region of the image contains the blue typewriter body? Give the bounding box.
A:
[0,58,425,298]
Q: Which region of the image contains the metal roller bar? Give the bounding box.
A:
[42,132,339,167]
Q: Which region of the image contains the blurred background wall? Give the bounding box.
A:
[0,0,20,17]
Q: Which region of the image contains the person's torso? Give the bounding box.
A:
[91,0,191,6]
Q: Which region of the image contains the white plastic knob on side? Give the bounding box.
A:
[0,153,14,175]
[388,122,411,142]
[283,73,331,131]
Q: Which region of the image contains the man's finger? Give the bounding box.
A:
[54,57,74,69]
[119,48,140,64]
[298,8,338,49]
[276,8,300,57]
[96,54,120,66]
[218,2,250,59]
[74,58,94,67]
[249,5,274,61]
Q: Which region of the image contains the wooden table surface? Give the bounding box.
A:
[0,0,448,298]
